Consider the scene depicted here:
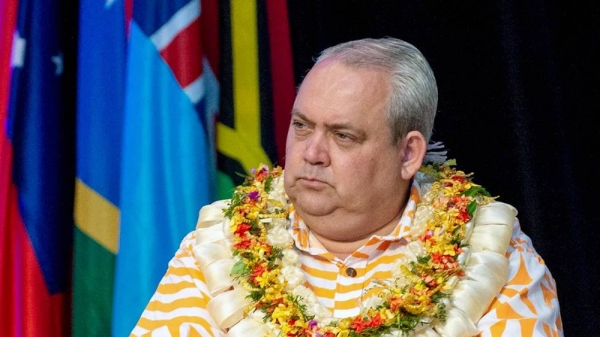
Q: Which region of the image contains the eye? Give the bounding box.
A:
[292,120,306,130]
[336,132,350,140]
[291,119,311,136]
[334,131,354,141]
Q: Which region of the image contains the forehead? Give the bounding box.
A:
[294,60,391,124]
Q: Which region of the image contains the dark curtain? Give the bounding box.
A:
[287,1,599,335]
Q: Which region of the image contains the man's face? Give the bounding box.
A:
[284,59,406,230]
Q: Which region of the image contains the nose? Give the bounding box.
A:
[303,133,330,166]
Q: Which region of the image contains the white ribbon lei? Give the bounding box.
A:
[193,172,516,337]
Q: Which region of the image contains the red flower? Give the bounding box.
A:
[457,209,470,222]
[255,167,269,182]
[432,253,459,271]
[234,223,252,236]
[250,263,269,285]
[369,313,383,328]
[351,313,384,333]
[350,317,370,334]
[420,229,435,244]
[233,239,253,250]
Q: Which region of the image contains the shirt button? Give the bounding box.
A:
[346,267,357,277]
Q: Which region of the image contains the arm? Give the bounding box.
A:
[476,219,563,337]
[130,231,226,337]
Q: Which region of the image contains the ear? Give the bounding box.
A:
[398,131,427,180]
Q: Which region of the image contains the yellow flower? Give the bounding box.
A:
[272,305,292,323]
[246,209,259,220]
[338,319,350,330]
[380,309,395,324]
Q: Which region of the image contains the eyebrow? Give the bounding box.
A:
[291,109,312,123]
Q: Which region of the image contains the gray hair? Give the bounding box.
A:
[315,37,438,143]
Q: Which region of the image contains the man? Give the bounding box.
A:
[131,37,562,336]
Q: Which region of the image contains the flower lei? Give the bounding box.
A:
[220,160,498,337]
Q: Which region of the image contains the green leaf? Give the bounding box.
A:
[230,259,247,276]
[467,200,477,217]
[462,186,491,197]
[417,255,431,264]
[264,174,273,192]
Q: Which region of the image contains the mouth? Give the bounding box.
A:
[297,176,328,189]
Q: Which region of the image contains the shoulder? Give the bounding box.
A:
[507,218,541,254]
[476,217,563,335]
[504,218,559,298]
[177,229,198,255]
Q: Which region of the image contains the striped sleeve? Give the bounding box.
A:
[477,219,563,337]
[130,231,226,337]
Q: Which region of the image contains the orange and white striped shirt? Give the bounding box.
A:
[131,181,562,337]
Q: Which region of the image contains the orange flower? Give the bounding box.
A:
[390,296,404,311]
[250,263,269,285]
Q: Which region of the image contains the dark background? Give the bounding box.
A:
[287,1,599,335]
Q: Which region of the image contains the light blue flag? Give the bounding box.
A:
[111,14,215,337]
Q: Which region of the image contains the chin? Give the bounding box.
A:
[293,195,336,217]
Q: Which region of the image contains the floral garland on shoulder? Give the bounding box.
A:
[195,160,517,337]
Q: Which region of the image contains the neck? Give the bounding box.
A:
[305,207,404,260]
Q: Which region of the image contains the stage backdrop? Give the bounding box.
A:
[1,1,598,336]
[287,1,599,336]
